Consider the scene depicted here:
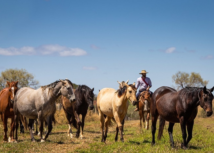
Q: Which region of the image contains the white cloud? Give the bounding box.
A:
[90,44,100,50]
[201,55,213,60]
[83,67,97,70]
[0,47,36,55]
[165,47,176,53]
[0,45,87,56]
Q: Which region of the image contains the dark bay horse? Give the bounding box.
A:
[13,79,76,142]
[138,90,151,130]
[62,85,94,139]
[0,81,19,142]
[151,86,214,149]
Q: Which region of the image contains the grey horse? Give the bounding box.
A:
[13,79,76,142]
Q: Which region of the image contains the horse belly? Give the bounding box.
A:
[18,105,38,119]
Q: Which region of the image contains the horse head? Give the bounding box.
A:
[59,79,76,103]
[119,80,137,106]
[199,86,214,117]
[7,81,18,104]
[139,91,151,111]
[83,87,94,110]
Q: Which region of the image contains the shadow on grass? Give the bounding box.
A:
[49,132,66,135]
[129,140,141,145]
[142,140,150,144]
[189,145,202,150]
[84,130,100,134]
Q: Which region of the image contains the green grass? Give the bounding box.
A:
[0,111,214,153]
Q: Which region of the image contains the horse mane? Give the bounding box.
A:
[179,87,203,97]
[41,80,61,90]
[76,85,94,95]
[116,86,127,97]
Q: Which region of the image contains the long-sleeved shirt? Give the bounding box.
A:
[135,77,152,91]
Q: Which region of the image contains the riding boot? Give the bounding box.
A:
[134,100,139,111]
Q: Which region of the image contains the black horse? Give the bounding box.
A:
[151,86,214,149]
[62,85,94,139]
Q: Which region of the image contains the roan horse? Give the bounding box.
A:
[13,79,76,142]
[151,86,214,149]
[97,80,137,142]
[138,90,151,130]
[0,81,19,142]
[62,85,94,139]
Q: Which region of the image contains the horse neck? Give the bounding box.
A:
[76,89,87,106]
[116,92,128,105]
[45,83,62,102]
[186,89,201,107]
[0,88,11,102]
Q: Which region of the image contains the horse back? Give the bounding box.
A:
[97,88,116,117]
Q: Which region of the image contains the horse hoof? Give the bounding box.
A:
[80,135,83,139]
[70,134,73,138]
[41,139,45,143]
[151,142,155,146]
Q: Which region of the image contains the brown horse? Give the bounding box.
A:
[151,86,214,149]
[62,85,94,139]
[0,81,18,142]
[138,91,151,130]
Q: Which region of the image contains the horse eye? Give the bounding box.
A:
[129,91,132,94]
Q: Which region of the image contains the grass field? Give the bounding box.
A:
[0,110,214,153]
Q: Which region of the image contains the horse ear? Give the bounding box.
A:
[6,81,10,87]
[125,80,129,84]
[210,86,214,92]
[15,81,18,86]
[60,80,66,85]
[203,86,208,93]
[91,88,94,92]
[132,82,135,86]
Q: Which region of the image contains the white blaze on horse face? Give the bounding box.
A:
[144,100,148,111]
[11,87,15,98]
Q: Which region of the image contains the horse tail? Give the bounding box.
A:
[158,116,165,140]
[20,115,28,131]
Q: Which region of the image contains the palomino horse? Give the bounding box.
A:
[138,90,151,130]
[97,80,137,142]
[0,81,19,142]
[13,79,76,142]
[62,85,94,139]
[151,86,214,149]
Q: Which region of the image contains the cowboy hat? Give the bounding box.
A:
[139,70,148,74]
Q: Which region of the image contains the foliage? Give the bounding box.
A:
[172,71,208,90]
[0,68,39,90]
[126,101,139,120]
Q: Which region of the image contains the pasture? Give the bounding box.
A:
[0,109,214,153]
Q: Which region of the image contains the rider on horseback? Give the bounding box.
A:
[134,70,152,111]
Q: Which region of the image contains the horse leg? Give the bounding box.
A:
[9,117,15,142]
[151,111,158,145]
[115,126,119,142]
[75,114,81,138]
[179,117,187,149]
[121,118,125,135]
[146,111,150,130]
[139,111,143,132]
[2,114,8,142]
[104,116,110,142]
[168,122,175,147]
[186,121,194,147]
[19,119,24,134]
[80,114,86,139]
[28,119,36,142]
[68,123,73,138]
[114,113,124,142]
[43,116,53,141]
[98,108,105,142]
[143,112,146,129]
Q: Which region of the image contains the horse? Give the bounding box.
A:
[151,86,214,149]
[138,90,151,130]
[13,79,76,142]
[0,81,21,142]
[97,80,137,142]
[61,85,94,139]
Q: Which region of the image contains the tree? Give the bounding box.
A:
[172,71,208,90]
[0,69,39,90]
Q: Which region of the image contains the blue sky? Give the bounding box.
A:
[0,0,214,94]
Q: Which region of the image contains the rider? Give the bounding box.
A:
[134,70,152,111]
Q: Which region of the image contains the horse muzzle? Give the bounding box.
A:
[132,101,138,106]
[10,99,14,104]
[69,98,76,103]
[206,111,213,117]
[89,105,94,110]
